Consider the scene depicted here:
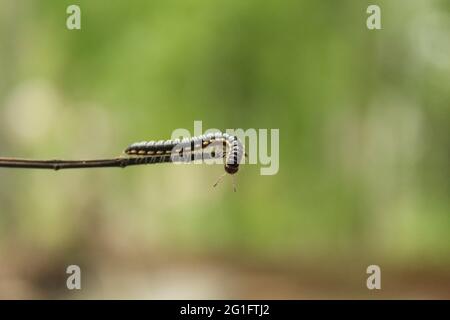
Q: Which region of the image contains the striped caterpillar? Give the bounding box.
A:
[125,132,244,190]
[124,132,244,175]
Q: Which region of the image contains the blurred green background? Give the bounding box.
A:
[0,0,449,298]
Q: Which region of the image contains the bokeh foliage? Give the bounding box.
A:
[0,0,449,298]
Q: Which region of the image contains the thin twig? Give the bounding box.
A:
[0,156,171,170]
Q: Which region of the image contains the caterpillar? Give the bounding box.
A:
[124,132,244,175]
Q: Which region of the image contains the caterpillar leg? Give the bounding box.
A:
[213,172,237,192]
[213,172,227,188]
